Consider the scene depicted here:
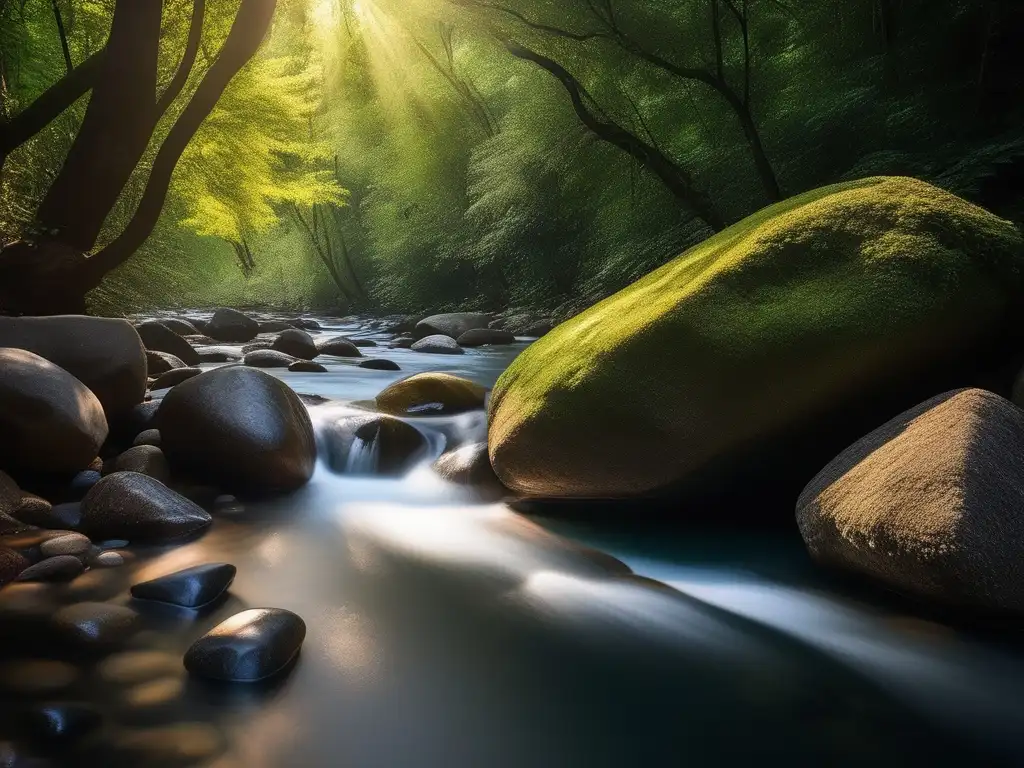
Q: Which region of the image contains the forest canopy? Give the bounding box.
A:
[1,0,1022,316]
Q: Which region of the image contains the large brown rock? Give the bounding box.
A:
[0,348,108,474]
[0,316,146,418]
[158,367,316,493]
[797,388,1024,615]
[136,321,200,366]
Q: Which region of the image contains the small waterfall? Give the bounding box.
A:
[345,431,381,473]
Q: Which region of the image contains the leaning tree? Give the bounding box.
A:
[0,0,278,315]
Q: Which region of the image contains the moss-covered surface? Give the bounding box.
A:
[376,372,487,416]
[488,177,1024,498]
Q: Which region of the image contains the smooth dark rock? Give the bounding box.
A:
[315,336,362,357]
[433,443,505,489]
[359,358,401,371]
[197,350,238,363]
[410,334,463,355]
[150,367,201,391]
[158,367,317,493]
[110,446,170,483]
[113,401,161,443]
[206,308,259,343]
[288,318,321,330]
[80,472,211,542]
[131,563,236,608]
[243,349,296,368]
[16,555,84,583]
[133,429,162,448]
[322,413,427,476]
[288,360,327,373]
[414,312,489,340]
[184,608,306,682]
[15,501,80,530]
[0,546,29,587]
[136,321,201,366]
[68,471,101,499]
[51,602,140,650]
[351,338,377,347]
[272,329,318,360]
[159,318,199,336]
[18,702,103,746]
[456,328,516,347]
[258,320,294,333]
[0,348,109,473]
[0,316,146,418]
[145,351,185,376]
[39,533,91,557]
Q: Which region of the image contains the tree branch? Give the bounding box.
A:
[156,0,206,115]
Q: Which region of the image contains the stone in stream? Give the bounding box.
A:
[288,360,327,373]
[39,533,91,557]
[376,372,486,416]
[185,334,218,345]
[288,317,321,331]
[91,551,126,568]
[488,177,1024,501]
[197,349,239,363]
[241,340,273,354]
[109,445,171,483]
[80,472,211,542]
[17,702,103,746]
[360,358,401,371]
[0,315,147,418]
[184,608,306,682]
[159,318,199,337]
[16,555,85,583]
[52,602,140,651]
[133,429,162,448]
[16,500,81,530]
[433,443,506,491]
[321,413,427,476]
[272,328,319,360]
[259,320,295,333]
[131,563,237,608]
[136,320,201,366]
[158,367,317,493]
[315,336,362,357]
[69,470,102,500]
[206,308,259,343]
[798,388,1024,615]
[456,328,516,347]
[150,366,201,391]
[351,338,377,347]
[413,312,490,340]
[243,349,297,368]
[0,546,29,587]
[0,348,109,474]
[410,334,463,355]
[145,350,186,376]
[390,335,415,349]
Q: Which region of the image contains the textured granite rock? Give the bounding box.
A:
[16,555,85,583]
[110,445,171,483]
[80,472,211,542]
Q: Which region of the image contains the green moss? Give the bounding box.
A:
[377,373,487,416]
[488,177,1024,497]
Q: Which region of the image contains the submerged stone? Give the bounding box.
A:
[184,608,306,682]
[130,563,236,608]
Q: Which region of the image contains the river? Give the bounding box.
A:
[8,312,1024,767]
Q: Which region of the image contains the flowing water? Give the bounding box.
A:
[6,313,1024,766]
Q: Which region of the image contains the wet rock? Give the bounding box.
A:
[0,546,29,587]
[80,472,211,542]
[18,702,102,746]
[110,446,171,483]
[433,443,505,490]
[52,602,140,650]
[16,556,84,583]
[131,563,236,608]
[47,503,82,530]
[136,321,200,366]
[414,312,490,340]
[377,372,486,416]
[68,470,101,500]
[272,329,318,360]
[390,335,415,349]
[287,360,327,373]
[39,533,91,557]
[798,388,1024,615]
[315,336,362,357]
[410,334,463,355]
[159,318,199,337]
[184,334,218,345]
[0,348,109,474]
[243,349,296,368]
[150,367,201,391]
[288,317,321,331]
[0,316,146,418]
[258,320,294,333]
[145,351,185,376]
[159,367,317,493]
[206,308,259,343]
[359,358,401,371]
[184,608,306,682]
[113,401,161,443]
[91,551,125,568]
[197,350,238,363]
[351,338,377,347]
[12,495,63,529]
[0,659,78,694]
[456,328,516,347]
[240,340,273,354]
[322,413,427,476]
[133,429,162,448]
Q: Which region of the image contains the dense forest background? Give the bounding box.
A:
[1,0,1023,317]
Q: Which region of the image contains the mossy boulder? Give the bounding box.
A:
[488,177,1024,499]
[377,373,486,416]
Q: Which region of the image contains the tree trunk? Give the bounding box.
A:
[51,0,74,74]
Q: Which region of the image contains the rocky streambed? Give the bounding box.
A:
[1,307,1024,767]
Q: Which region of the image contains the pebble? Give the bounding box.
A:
[131,563,236,608]
[19,702,103,746]
[16,555,85,583]
[69,470,102,499]
[133,429,162,448]
[91,551,126,568]
[52,602,140,650]
[184,608,306,682]
[39,533,92,557]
